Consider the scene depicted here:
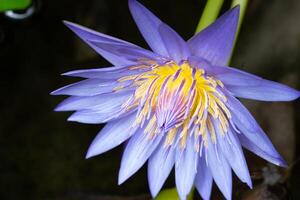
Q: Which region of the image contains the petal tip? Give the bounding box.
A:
[85,141,106,159]
[85,154,92,159]
[149,187,159,198]
[232,4,241,11]
[63,20,79,32]
[85,148,95,159]
[61,71,73,76]
[148,180,161,198]
[128,0,141,13]
[63,20,77,29]
[118,172,127,185]
[223,189,232,200]
[267,150,288,168]
[50,89,62,96]
[67,113,78,122]
[277,157,288,168]
[230,5,240,18]
[54,105,63,112]
[230,5,240,23]
[118,162,131,185]
[247,179,253,189]
[128,0,138,7]
[62,20,71,25]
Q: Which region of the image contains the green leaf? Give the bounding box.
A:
[155,188,194,200]
[0,0,31,12]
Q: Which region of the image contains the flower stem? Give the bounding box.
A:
[231,0,248,40]
[195,0,224,34]
[229,0,248,63]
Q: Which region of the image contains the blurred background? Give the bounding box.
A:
[0,0,299,199]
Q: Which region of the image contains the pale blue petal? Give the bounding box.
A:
[206,135,232,200]
[67,106,132,124]
[215,123,252,188]
[175,137,198,200]
[226,93,286,165]
[51,79,128,96]
[238,133,287,167]
[195,156,213,200]
[213,67,299,101]
[62,65,145,79]
[118,131,163,184]
[226,81,300,101]
[55,90,133,111]
[188,7,239,66]
[148,145,175,197]
[86,113,138,158]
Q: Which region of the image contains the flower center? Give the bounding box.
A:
[117,61,231,150]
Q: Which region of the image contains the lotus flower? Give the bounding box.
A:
[52,0,300,199]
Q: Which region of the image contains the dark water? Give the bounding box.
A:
[0,0,299,199]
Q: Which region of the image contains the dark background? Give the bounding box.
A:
[0,0,299,199]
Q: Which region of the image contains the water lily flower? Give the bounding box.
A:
[51,0,300,199]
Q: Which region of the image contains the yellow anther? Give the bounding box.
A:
[113,85,125,92]
[164,128,177,147]
[144,116,157,134]
[207,118,216,143]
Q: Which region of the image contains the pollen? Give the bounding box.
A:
[117,61,231,150]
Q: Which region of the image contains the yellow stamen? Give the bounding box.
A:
[118,60,231,149]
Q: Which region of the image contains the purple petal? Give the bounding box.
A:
[188,56,212,72]
[226,93,286,166]
[175,137,198,200]
[206,135,232,199]
[51,79,128,96]
[195,156,213,200]
[226,81,300,101]
[67,106,133,124]
[118,131,163,184]
[55,90,133,111]
[158,23,191,62]
[64,21,158,66]
[89,40,162,62]
[148,145,175,197]
[62,65,141,79]
[128,0,169,57]
[189,55,258,84]
[188,7,239,66]
[238,133,287,167]
[216,68,299,102]
[189,56,300,101]
[86,113,138,158]
[215,123,252,188]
